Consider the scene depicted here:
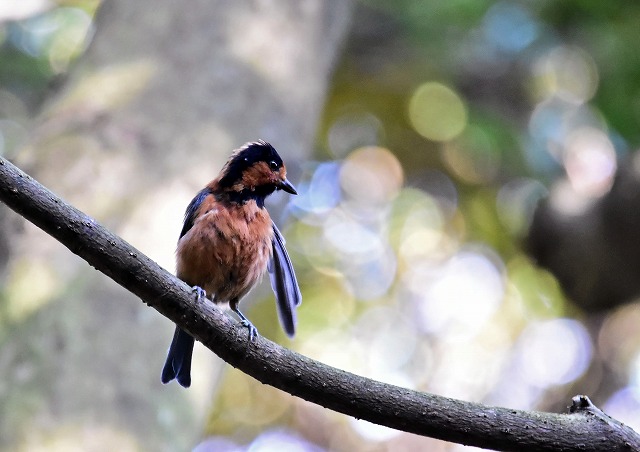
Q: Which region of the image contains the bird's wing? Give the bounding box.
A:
[268,221,302,337]
[179,187,213,239]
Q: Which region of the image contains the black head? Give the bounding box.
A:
[217,140,297,204]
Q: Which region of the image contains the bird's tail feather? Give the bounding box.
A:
[161,326,194,388]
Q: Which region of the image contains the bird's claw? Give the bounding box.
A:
[231,305,258,341]
[192,286,206,301]
[240,319,258,341]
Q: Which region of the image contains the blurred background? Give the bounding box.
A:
[1,1,640,451]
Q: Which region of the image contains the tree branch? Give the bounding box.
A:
[1,156,638,452]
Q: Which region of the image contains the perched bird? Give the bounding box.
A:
[161,140,302,388]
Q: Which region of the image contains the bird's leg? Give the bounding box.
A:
[230,298,258,341]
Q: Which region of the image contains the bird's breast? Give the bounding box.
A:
[175,198,273,302]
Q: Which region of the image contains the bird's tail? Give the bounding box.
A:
[161,326,194,388]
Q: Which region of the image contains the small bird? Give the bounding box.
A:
[161,140,302,388]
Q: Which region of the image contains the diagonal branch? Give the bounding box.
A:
[1,156,638,452]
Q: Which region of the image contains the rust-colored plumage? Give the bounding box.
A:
[161,140,301,388]
[175,198,273,303]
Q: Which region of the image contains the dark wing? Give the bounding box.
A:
[179,187,212,239]
[268,221,302,337]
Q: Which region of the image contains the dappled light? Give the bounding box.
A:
[532,46,599,105]
[496,178,547,235]
[516,319,592,387]
[443,125,501,184]
[5,5,93,74]
[482,2,539,54]
[563,127,616,197]
[411,248,505,339]
[409,82,468,142]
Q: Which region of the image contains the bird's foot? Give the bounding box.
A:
[192,285,206,301]
[232,307,258,341]
[239,319,258,341]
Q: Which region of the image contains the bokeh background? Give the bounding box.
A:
[1,1,640,451]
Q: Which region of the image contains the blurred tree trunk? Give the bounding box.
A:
[0,0,352,450]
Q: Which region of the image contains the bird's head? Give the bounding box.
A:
[217,140,297,203]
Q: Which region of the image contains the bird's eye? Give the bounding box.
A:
[269,160,279,170]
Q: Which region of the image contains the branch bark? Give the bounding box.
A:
[1,157,638,452]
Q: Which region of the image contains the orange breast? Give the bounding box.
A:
[175,197,273,303]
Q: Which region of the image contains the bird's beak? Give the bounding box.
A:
[278,178,297,195]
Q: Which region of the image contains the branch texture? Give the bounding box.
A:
[1,156,638,452]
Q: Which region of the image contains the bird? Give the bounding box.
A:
[161,140,302,388]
